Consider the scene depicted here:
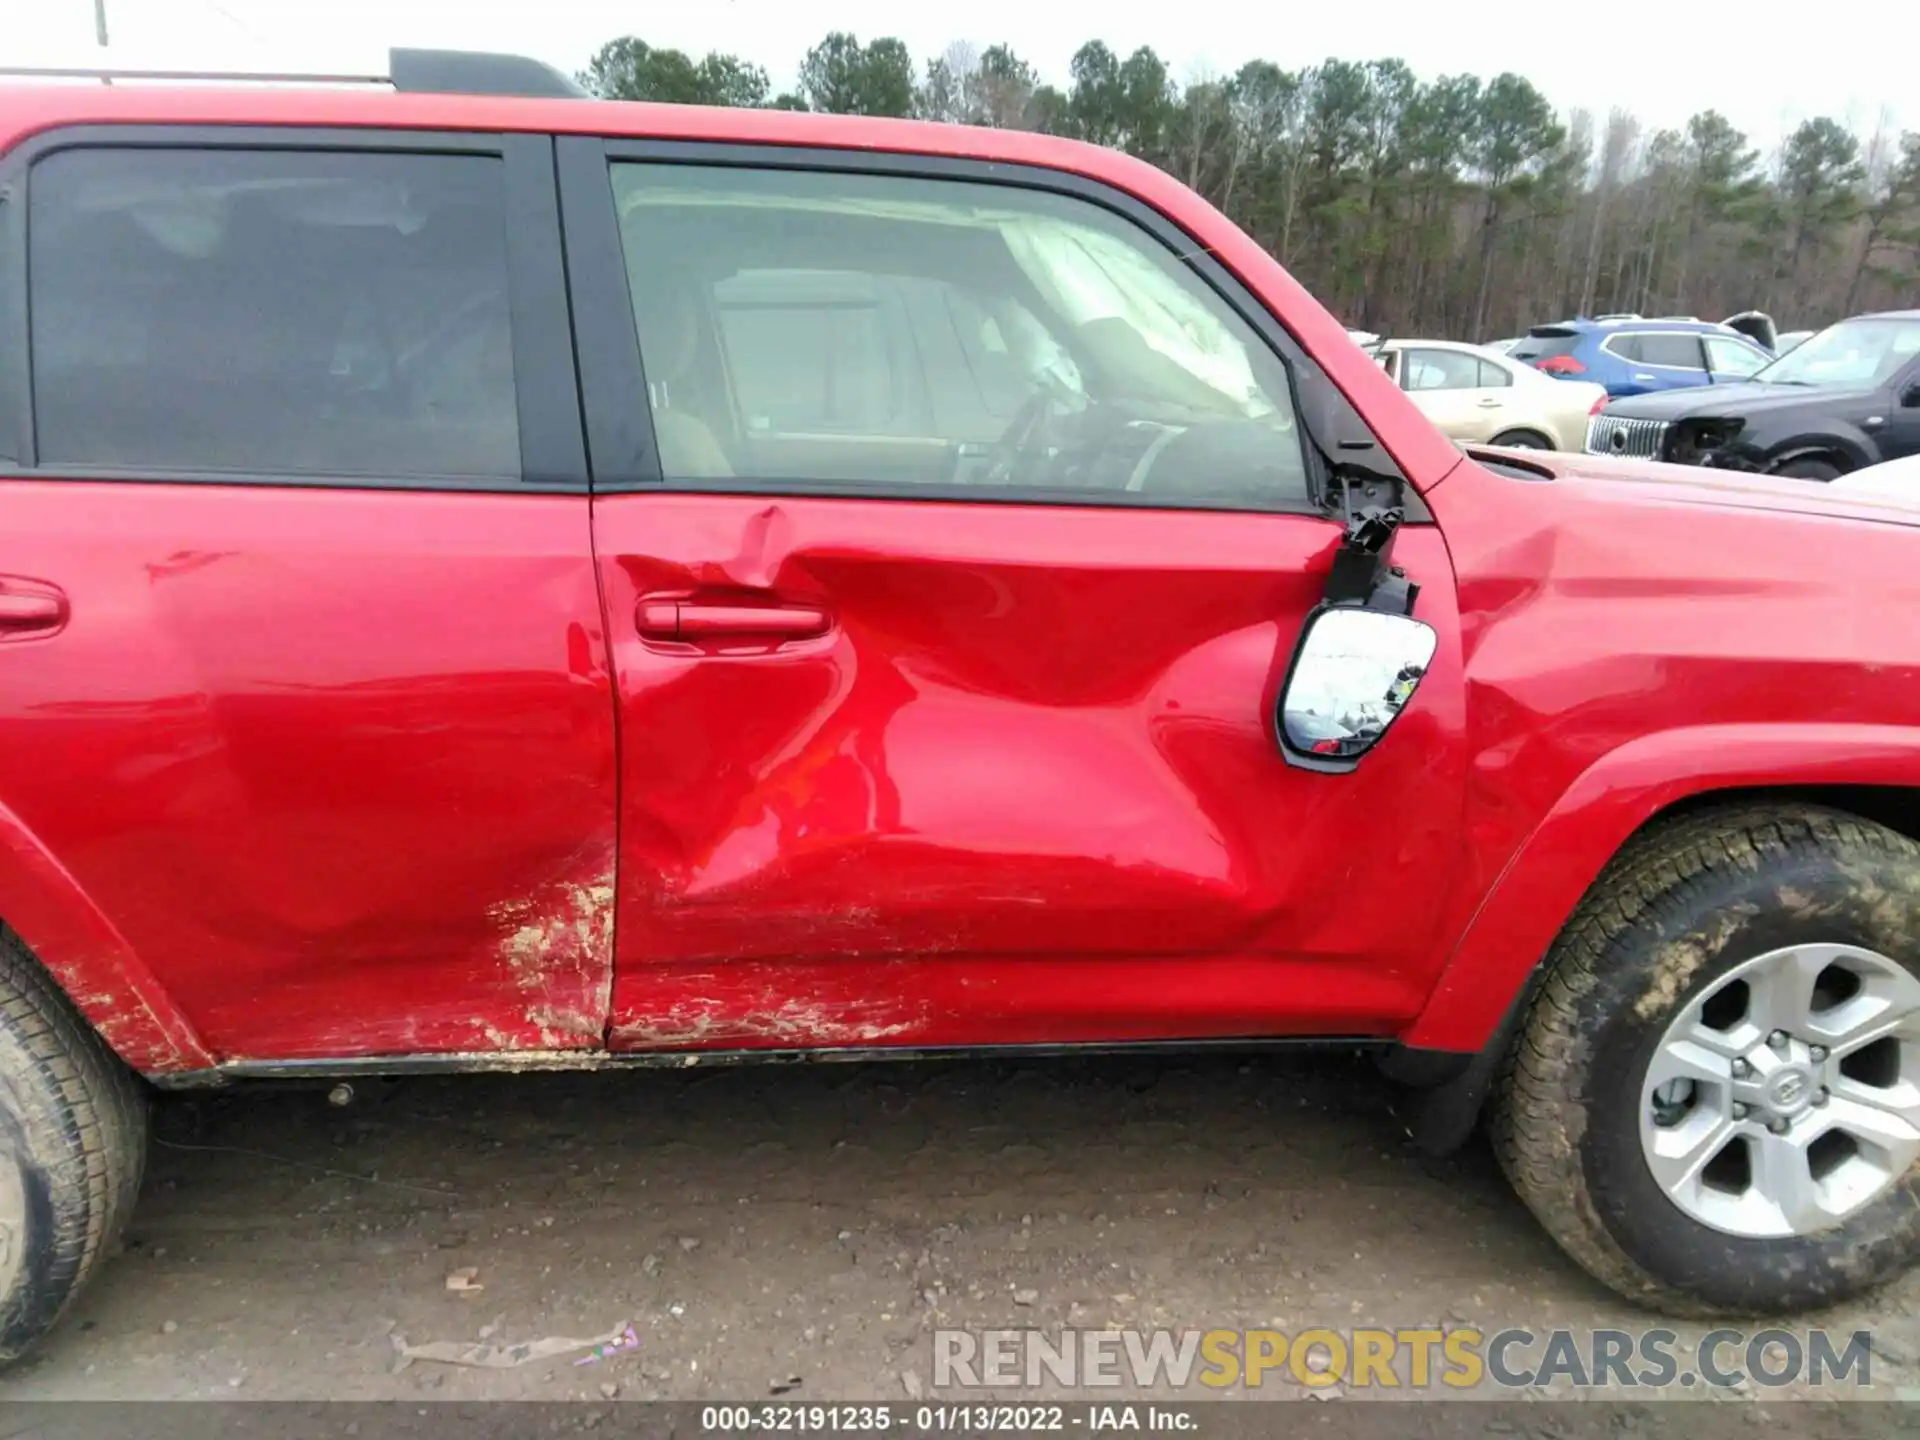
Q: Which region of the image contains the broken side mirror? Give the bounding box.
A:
[1278,606,1438,773]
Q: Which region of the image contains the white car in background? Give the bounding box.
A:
[1832,452,1920,504]
[1368,338,1609,451]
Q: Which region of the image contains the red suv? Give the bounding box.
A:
[3,49,1920,1359]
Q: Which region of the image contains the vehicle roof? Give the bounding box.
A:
[1554,317,1747,334]
[0,82,1138,181]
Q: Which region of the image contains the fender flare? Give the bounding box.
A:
[1757,424,1878,472]
[0,799,211,1072]
[1404,723,1920,1053]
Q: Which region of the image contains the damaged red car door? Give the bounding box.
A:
[561,141,1468,1054]
[0,132,617,1063]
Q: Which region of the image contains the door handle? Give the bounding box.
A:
[636,597,830,643]
[1475,397,1503,407]
[0,580,67,638]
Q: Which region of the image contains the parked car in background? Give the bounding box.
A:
[1370,338,1606,450]
[1585,311,1920,476]
[1833,451,1920,501]
[1776,329,1816,356]
[1483,337,1520,354]
[1509,317,1774,397]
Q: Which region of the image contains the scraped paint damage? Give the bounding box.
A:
[612,996,925,1050]
[484,860,616,1049]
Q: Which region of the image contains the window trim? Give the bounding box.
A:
[558,135,1408,520]
[0,124,587,493]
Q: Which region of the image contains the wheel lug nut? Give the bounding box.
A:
[1732,1102,1751,1119]
[1814,1088,1830,1107]
[1769,1118,1791,1134]
[1768,1030,1790,1050]
[1732,1059,1753,1078]
[1810,1045,1828,1062]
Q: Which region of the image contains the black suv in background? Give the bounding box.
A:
[1586,311,1920,479]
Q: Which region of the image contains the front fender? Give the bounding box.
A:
[1403,723,1920,1052]
[0,799,211,1072]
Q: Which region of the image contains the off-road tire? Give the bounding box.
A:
[1491,803,1920,1315]
[0,925,147,1362]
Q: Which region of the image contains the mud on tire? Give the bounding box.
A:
[0,925,147,1362]
[1492,803,1920,1315]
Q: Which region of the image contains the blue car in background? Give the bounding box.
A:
[1508,316,1775,397]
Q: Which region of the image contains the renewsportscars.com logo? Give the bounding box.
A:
[932,1327,1873,1391]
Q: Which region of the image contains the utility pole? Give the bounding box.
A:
[94,0,111,84]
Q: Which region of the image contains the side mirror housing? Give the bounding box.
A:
[1278,606,1438,773]
[1901,383,1920,409]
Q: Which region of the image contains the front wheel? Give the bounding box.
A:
[0,927,147,1363]
[1488,429,1551,450]
[1493,804,1920,1314]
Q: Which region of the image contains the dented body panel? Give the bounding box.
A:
[1406,454,1920,1050]
[594,494,1469,1051]
[0,482,617,1062]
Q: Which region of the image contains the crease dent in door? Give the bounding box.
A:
[599,493,1465,1052]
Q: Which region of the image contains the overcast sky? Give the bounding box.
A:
[4,0,1907,155]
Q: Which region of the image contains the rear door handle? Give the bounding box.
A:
[0,580,67,638]
[636,598,830,643]
[1475,397,1503,408]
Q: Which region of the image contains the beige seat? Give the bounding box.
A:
[632,277,734,479]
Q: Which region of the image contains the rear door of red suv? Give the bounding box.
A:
[560,136,1469,1053]
[0,122,617,1065]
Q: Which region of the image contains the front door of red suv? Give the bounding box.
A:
[562,139,1467,1054]
[0,129,617,1066]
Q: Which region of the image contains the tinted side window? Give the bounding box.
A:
[1635,333,1706,369]
[1604,335,1644,363]
[30,147,519,479]
[609,163,1310,510]
[1476,357,1513,388]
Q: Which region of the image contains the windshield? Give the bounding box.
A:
[1756,316,1920,388]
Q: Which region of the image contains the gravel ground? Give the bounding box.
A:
[2,1051,1917,1406]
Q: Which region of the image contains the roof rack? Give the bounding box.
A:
[0,47,587,100]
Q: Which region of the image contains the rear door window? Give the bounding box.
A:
[1401,349,1483,391]
[1630,332,1707,370]
[29,147,521,480]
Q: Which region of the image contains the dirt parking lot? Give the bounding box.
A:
[2,1050,1917,1407]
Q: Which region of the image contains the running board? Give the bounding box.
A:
[145,1035,1395,1088]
